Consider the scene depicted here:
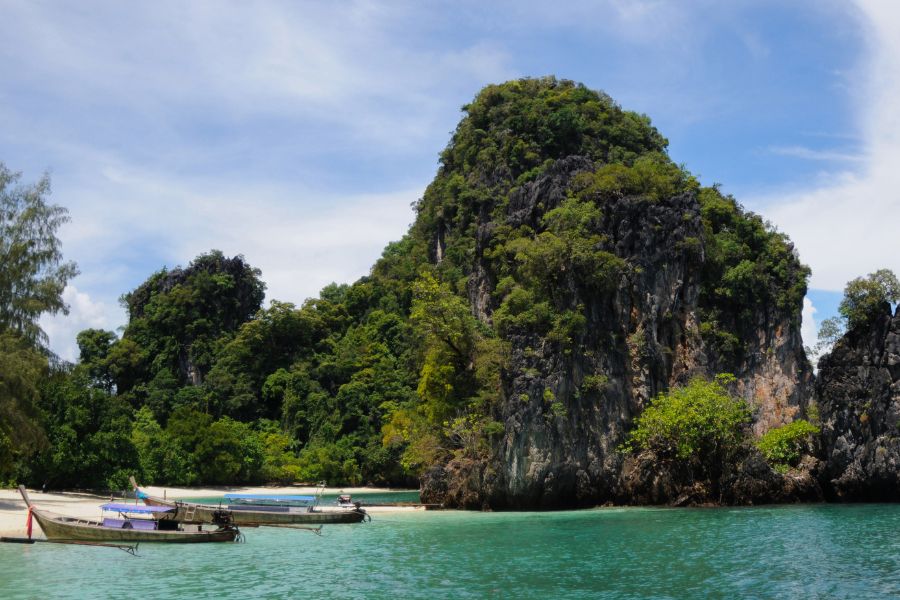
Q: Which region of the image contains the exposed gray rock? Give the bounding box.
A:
[421,156,813,508]
[817,303,900,500]
[618,444,823,506]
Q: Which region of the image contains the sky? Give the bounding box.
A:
[0,0,896,361]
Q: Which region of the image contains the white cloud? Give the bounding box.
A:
[801,296,818,351]
[0,1,514,154]
[174,184,420,305]
[39,285,124,363]
[754,1,900,291]
[768,145,864,163]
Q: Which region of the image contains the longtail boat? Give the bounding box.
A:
[18,486,241,543]
[130,477,368,525]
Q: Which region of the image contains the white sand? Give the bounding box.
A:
[0,485,422,537]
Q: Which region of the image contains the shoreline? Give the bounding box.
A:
[0,485,422,537]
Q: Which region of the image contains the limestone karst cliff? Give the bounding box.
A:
[409,77,814,508]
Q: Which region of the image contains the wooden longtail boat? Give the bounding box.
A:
[18,486,240,543]
[130,477,368,525]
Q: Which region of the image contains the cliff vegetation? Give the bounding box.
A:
[1,79,832,507]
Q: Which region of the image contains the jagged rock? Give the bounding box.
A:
[721,453,823,504]
[420,459,494,510]
[620,451,696,505]
[505,156,595,229]
[817,303,900,500]
[426,157,813,508]
[617,447,823,506]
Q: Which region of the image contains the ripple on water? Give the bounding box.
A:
[2,504,900,599]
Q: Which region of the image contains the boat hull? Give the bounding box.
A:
[32,510,238,543]
[142,497,367,525]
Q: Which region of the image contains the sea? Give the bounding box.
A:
[2,492,899,599]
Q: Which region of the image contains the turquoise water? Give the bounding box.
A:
[3,503,900,599]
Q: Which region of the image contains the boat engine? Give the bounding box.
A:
[211,509,234,527]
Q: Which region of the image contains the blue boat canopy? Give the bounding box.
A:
[100,503,175,513]
[223,494,315,502]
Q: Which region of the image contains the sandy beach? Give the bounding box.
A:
[0,484,421,537]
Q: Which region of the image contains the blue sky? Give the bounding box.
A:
[1,1,896,360]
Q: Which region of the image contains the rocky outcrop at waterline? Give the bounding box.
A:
[620,449,823,506]
[817,303,900,500]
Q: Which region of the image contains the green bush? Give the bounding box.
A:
[582,374,609,393]
[756,419,819,471]
[839,269,900,331]
[622,374,751,467]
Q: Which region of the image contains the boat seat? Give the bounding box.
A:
[102,518,125,528]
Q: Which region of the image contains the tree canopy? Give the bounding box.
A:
[813,268,900,362]
[839,268,900,330]
[0,163,78,346]
[0,163,78,479]
[0,333,48,477]
[622,374,752,472]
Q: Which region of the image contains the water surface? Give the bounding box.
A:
[2,502,899,599]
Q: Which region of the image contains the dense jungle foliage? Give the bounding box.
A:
[4,78,813,490]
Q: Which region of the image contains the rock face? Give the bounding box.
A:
[421,158,814,508]
[817,303,900,500]
[619,450,823,506]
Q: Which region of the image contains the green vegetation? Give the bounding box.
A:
[0,333,49,478]
[0,164,79,347]
[697,186,809,360]
[3,78,814,489]
[438,77,668,183]
[812,269,899,361]
[582,374,609,393]
[118,250,266,395]
[839,269,899,330]
[839,269,900,326]
[623,375,820,477]
[756,419,819,472]
[622,374,752,474]
[0,163,77,479]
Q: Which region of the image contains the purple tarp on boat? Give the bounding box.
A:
[100,503,175,513]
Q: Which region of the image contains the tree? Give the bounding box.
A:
[0,163,78,346]
[839,268,900,331]
[0,163,77,478]
[622,374,752,477]
[810,316,844,363]
[812,269,900,363]
[28,366,140,489]
[0,333,48,477]
[76,329,118,391]
[756,420,819,472]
